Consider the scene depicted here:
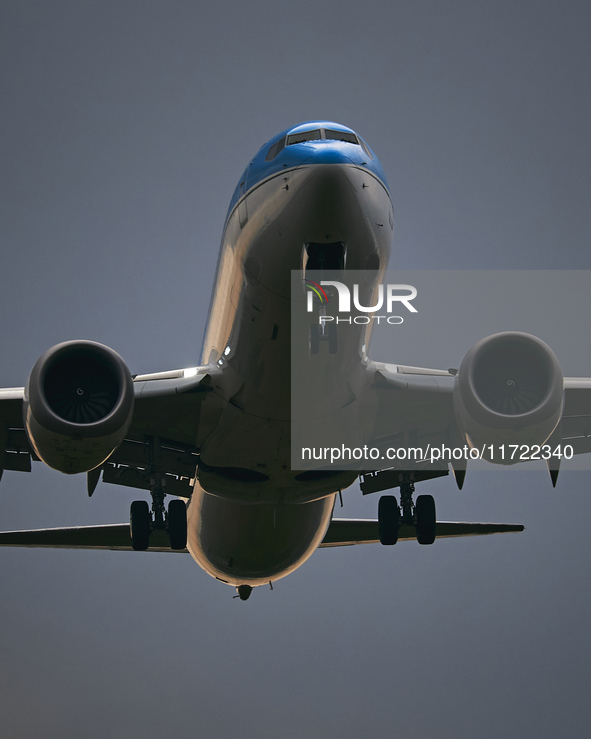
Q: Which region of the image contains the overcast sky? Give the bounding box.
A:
[1,2,591,737]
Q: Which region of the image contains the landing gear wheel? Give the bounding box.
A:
[167,499,187,550]
[416,494,436,545]
[309,323,320,355]
[130,500,151,551]
[328,323,338,354]
[378,495,399,545]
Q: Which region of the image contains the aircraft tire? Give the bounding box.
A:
[416,494,436,545]
[168,499,187,550]
[378,495,399,545]
[130,500,151,551]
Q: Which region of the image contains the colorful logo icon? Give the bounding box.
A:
[303,279,329,303]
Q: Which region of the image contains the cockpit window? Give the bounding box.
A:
[359,137,374,159]
[266,128,362,157]
[265,136,286,161]
[324,129,359,144]
[286,129,323,145]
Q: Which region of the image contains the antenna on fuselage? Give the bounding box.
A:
[233,584,253,601]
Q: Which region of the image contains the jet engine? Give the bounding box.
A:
[453,332,563,464]
[23,341,134,474]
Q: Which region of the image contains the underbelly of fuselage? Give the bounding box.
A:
[186,483,336,586]
[190,161,392,584]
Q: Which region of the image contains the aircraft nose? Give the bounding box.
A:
[300,145,356,166]
[291,162,360,245]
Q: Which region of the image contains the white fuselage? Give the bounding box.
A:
[186,152,393,587]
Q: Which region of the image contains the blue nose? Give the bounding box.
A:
[300,142,360,166]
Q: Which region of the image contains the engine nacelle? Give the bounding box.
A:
[23,341,134,474]
[453,332,563,464]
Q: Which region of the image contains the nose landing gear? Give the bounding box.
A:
[309,318,338,355]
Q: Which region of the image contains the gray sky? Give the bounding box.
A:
[1,1,591,737]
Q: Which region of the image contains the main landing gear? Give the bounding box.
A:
[129,481,187,551]
[377,478,436,546]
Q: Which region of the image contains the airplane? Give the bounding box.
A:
[1,120,590,601]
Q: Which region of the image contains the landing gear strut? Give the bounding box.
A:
[399,477,415,526]
[309,319,338,355]
[377,476,437,546]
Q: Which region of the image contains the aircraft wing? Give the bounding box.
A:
[0,387,31,479]
[0,523,175,552]
[319,518,524,546]
[2,362,591,493]
[0,366,225,493]
[561,378,591,454]
[0,517,524,552]
[366,363,591,459]
[367,362,456,455]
